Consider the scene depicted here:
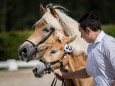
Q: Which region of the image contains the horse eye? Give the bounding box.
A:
[50,50,57,54]
[43,28,50,32]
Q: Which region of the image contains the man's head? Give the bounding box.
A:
[78,12,102,43]
[78,11,101,31]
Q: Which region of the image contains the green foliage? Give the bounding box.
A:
[102,24,115,37]
[0,0,115,32]
[0,30,33,61]
[0,24,115,61]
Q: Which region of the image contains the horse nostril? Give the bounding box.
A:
[33,68,38,75]
[33,68,37,72]
[22,48,27,53]
[20,48,27,57]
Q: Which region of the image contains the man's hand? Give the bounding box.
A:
[54,69,66,80]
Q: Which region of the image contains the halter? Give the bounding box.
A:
[39,44,73,86]
[39,50,68,74]
[25,27,55,57]
[40,44,73,73]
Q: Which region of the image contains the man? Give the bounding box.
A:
[54,12,115,86]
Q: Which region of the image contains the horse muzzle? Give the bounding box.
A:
[18,41,36,62]
[32,61,46,78]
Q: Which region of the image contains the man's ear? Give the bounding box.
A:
[63,35,77,44]
[85,27,91,35]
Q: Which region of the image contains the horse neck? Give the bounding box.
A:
[66,52,87,72]
[56,10,88,53]
[64,53,88,86]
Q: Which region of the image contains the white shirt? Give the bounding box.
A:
[86,31,115,86]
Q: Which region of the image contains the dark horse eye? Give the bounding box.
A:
[51,50,57,54]
[43,28,50,32]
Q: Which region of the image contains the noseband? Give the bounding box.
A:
[25,27,55,57]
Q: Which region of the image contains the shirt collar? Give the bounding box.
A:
[94,30,105,44]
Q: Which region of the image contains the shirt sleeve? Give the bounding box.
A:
[103,40,115,70]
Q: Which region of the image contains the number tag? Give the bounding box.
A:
[64,44,73,53]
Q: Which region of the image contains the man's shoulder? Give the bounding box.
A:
[102,34,115,49]
[103,34,115,42]
[103,34,115,43]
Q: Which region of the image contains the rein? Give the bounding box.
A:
[40,44,73,86]
[25,27,55,57]
[39,51,67,86]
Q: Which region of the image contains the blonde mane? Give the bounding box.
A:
[34,5,88,54]
[54,7,88,54]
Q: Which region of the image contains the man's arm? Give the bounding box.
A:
[54,68,90,79]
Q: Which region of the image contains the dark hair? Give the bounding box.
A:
[78,12,101,31]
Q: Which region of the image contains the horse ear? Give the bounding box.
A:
[49,3,59,19]
[64,35,77,44]
[40,4,47,15]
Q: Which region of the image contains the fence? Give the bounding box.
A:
[0,59,39,71]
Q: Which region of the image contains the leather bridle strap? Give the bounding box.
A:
[25,27,55,57]
[49,51,67,65]
[51,77,66,86]
[39,52,67,86]
[51,77,57,86]
[40,44,73,86]
[25,39,38,57]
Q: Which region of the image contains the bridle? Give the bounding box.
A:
[25,27,55,57]
[39,50,68,74]
[40,44,73,73]
[39,44,73,86]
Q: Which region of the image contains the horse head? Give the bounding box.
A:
[18,4,64,62]
[33,35,77,77]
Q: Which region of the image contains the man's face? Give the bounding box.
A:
[79,26,91,43]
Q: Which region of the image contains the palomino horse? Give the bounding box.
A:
[18,3,93,85]
[18,3,87,62]
[33,35,94,86]
[18,4,64,62]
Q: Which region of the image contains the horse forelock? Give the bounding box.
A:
[43,11,62,30]
[33,10,62,31]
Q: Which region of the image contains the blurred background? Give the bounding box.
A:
[0,0,115,61]
[0,0,115,86]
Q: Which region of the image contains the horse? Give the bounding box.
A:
[18,4,64,62]
[18,3,94,85]
[18,4,75,84]
[33,34,94,86]
[18,3,88,62]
